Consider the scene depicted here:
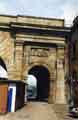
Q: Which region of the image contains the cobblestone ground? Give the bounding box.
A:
[0,102,77,120]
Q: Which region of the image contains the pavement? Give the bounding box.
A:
[52,104,77,120]
[0,102,77,120]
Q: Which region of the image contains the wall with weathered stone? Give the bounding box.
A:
[0,31,15,80]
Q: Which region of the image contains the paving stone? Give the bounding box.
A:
[0,102,77,120]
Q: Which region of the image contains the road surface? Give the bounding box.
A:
[0,102,77,120]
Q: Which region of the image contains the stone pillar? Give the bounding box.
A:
[48,48,57,103]
[65,44,69,77]
[23,46,31,80]
[15,43,23,80]
[48,80,54,103]
[64,44,70,103]
[55,46,66,104]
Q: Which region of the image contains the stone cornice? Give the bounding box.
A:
[0,23,10,31]
[0,21,70,40]
[10,22,70,32]
[0,14,64,27]
[0,15,70,39]
[10,22,70,38]
[16,40,65,47]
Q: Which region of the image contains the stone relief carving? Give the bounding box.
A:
[31,48,49,57]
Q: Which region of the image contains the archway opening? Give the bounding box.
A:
[27,65,50,101]
[27,75,37,100]
[0,57,8,79]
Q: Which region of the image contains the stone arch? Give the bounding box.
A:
[25,62,53,81]
[28,64,50,101]
[24,62,55,102]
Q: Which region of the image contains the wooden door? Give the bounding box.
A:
[0,84,8,113]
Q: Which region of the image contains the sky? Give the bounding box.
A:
[27,75,37,86]
[0,65,8,78]
[0,0,78,26]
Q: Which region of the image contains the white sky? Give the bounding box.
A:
[0,65,8,78]
[0,0,78,26]
[27,75,37,86]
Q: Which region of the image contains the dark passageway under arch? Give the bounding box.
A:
[28,65,50,101]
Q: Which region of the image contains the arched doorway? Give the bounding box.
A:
[27,65,50,101]
[0,57,8,79]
